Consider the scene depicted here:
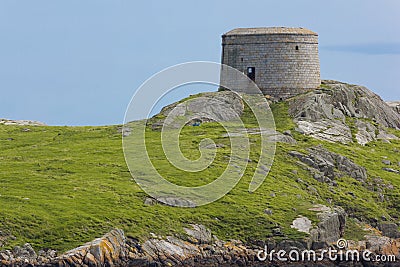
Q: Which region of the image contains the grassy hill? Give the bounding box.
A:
[0,100,399,253]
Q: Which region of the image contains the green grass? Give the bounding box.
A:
[0,101,399,252]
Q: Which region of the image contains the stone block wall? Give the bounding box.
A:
[221,32,320,100]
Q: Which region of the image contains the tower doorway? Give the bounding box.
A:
[247,67,255,81]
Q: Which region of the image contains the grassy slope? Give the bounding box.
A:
[0,101,399,252]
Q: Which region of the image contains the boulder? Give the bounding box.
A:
[308,206,347,249]
[291,216,312,234]
[141,237,200,265]
[156,196,197,207]
[55,229,126,266]
[383,168,400,174]
[183,224,212,244]
[143,197,157,206]
[290,205,347,249]
[355,120,377,146]
[289,145,367,184]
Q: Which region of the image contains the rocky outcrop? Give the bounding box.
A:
[289,145,367,184]
[184,224,212,244]
[0,244,57,266]
[2,225,400,266]
[289,81,400,144]
[126,224,257,266]
[55,229,126,266]
[150,91,244,130]
[387,101,400,114]
[291,205,347,249]
[0,119,46,126]
[309,206,347,249]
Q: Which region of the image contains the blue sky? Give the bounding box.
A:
[0,0,399,125]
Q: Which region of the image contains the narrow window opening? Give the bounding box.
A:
[241,57,243,62]
[247,67,255,81]
[295,45,299,51]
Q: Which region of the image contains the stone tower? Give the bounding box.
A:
[220,27,320,100]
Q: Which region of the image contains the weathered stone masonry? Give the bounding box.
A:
[221,27,321,100]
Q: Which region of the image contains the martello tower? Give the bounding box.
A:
[221,27,320,100]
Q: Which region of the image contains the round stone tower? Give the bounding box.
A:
[221,27,320,100]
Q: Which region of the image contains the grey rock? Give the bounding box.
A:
[55,229,126,266]
[144,197,157,206]
[151,91,244,130]
[142,237,200,264]
[378,222,400,238]
[264,209,273,215]
[0,251,10,261]
[307,185,319,195]
[184,224,212,244]
[382,160,391,165]
[157,196,197,207]
[378,193,385,202]
[295,120,353,144]
[272,228,284,236]
[13,243,36,260]
[355,120,398,145]
[289,81,400,144]
[38,248,57,259]
[355,120,377,145]
[377,130,398,142]
[121,127,132,137]
[289,145,367,183]
[383,168,400,174]
[0,119,47,126]
[365,235,400,258]
[283,130,292,136]
[0,229,263,266]
[291,216,312,234]
[267,132,297,144]
[387,101,400,114]
[309,206,347,247]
